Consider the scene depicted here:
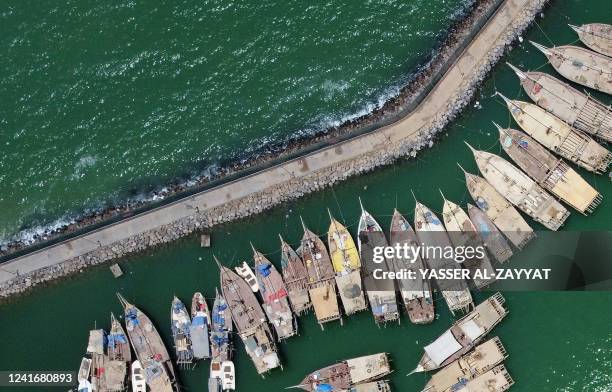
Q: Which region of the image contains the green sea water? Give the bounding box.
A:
[1,0,612,391]
[0,0,470,244]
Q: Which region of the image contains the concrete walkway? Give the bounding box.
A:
[0,0,533,285]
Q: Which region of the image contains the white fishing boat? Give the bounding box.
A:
[235,261,260,292]
[130,361,147,392]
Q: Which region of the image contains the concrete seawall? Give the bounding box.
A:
[0,0,547,298]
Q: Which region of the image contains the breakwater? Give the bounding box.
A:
[0,0,548,298]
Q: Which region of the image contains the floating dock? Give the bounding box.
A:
[441,193,496,289]
[117,293,177,392]
[414,199,473,316]
[497,125,602,215]
[531,41,612,95]
[279,235,312,315]
[293,353,391,391]
[467,143,570,231]
[217,258,281,375]
[327,213,368,316]
[498,93,612,174]
[415,292,507,372]
[252,246,297,340]
[423,337,508,392]
[298,220,342,328]
[358,204,400,324]
[507,63,612,142]
[461,167,534,249]
[389,209,434,324]
[569,23,612,57]
[467,204,513,263]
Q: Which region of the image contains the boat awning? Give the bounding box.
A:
[424,330,462,366]
[460,319,482,341]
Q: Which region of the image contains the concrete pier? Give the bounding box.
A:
[0,0,547,297]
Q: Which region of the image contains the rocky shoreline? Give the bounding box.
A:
[0,0,549,299]
[1,0,484,256]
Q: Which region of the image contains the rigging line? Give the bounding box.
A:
[329,185,346,224]
[533,19,556,48]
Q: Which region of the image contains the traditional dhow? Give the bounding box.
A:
[117,293,177,392]
[108,313,132,364]
[357,203,400,324]
[389,209,434,324]
[82,328,129,392]
[216,257,281,375]
[497,124,602,214]
[531,41,612,95]
[507,63,612,142]
[279,235,312,315]
[252,245,297,340]
[209,288,235,391]
[292,353,392,391]
[414,293,507,373]
[498,93,611,174]
[460,166,534,249]
[327,211,368,316]
[423,337,508,392]
[440,192,496,289]
[467,204,513,263]
[569,23,612,57]
[466,143,570,231]
[414,197,473,315]
[191,292,212,360]
[298,219,342,329]
[171,296,194,366]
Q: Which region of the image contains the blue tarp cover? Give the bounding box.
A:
[316,384,334,392]
[257,264,272,277]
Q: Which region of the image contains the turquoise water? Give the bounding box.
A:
[0,0,469,244]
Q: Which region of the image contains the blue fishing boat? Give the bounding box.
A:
[170,296,194,366]
[190,292,211,360]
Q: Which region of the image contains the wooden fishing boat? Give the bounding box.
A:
[357,202,400,324]
[117,293,177,392]
[84,328,128,392]
[497,124,602,215]
[216,257,281,375]
[497,93,612,174]
[414,293,507,373]
[460,165,534,249]
[279,235,312,316]
[466,143,570,231]
[389,209,434,324]
[467,203,513,263]
[531,41,612,95]
[414,197,473,315]
[440,192,496,289]
[327,211,368,316]
[190,292,211,360]
[170,296,194,366]
[291,353,391,391]
[569,23,612,57]
[108,313,131,364]
[209,288,235,391]
[297,218,342,329]
[507,63,612,142]
[423,337,508,392]
[252,245,297,340]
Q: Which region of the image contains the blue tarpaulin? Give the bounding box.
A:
[192,316,207,326]
[257,264,272,277]
[316,384,334,392]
